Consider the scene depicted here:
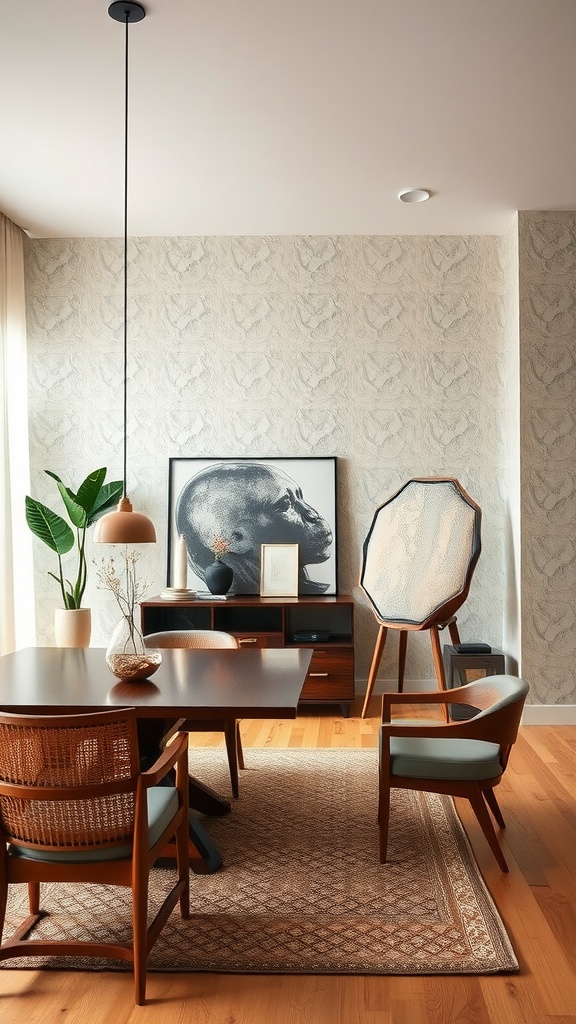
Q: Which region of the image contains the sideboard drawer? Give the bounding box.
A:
[234,632,284,649]
[300,648,354,701]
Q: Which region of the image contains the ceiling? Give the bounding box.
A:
[3,0,576,239]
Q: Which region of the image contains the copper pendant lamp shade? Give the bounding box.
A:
[95,497,156,544]
[95,2,155,545]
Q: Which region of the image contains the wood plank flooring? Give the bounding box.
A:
[0,697,574,1024]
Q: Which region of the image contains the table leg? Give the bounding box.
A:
[157,814,223,874]
[139,719,229,873]
[188,814,223,872]
[188,776,231,816]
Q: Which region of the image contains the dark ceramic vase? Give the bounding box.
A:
[204,560,234,595]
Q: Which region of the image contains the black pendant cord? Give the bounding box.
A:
[122,10,129,499]
[100,2,154,543]
[108,1,147,513]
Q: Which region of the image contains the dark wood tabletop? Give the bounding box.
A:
[0,646,312,719]
[0,645,312,876]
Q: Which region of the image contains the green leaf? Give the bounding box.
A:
[44,470,63,486]
[44,469,86,529]
[63,580,78,609]
[55,482,87,529]
[25,497,74,555]
[47,468,109,529]
[75,468,107,514]
[46,571,77,608]
[89,479,124,524]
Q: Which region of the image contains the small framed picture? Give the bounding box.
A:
[260,544,299,597]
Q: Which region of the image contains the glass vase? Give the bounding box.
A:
[106,616,162,681]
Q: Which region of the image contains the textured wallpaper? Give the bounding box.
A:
[24,233,517,690]
[520,212,576,704]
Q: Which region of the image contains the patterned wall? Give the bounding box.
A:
[500,218,521,672]
[24,233,515,689]
[520,212,576,704]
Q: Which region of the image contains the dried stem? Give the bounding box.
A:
[94,547,152,654]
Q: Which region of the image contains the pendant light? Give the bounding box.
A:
[95,1,156,544]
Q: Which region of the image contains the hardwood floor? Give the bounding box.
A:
[0,698,575,1023]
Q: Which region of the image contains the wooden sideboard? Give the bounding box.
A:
[140,594,355,716]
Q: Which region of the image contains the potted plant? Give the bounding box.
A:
[25,467,123,647]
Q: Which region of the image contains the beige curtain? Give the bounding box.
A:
[0,213,35,654]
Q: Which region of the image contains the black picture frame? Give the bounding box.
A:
[167,457,338,596]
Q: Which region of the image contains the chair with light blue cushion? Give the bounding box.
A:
[378,674,529,871]
[0,707,189,1005]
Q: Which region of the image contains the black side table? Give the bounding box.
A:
[442,645,506,720]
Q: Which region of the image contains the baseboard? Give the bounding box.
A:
[355,679,576,725]
[521,705,576,725]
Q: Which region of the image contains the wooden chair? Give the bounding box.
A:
[378,675,529,871]
[145,629,244,798]
[360,477,481,718]
[0,708,189,1005]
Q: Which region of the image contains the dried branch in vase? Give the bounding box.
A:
[95,548,161,680]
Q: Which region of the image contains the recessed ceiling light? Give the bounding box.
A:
[398,189,431,204]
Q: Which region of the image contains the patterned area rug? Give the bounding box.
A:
[2,747,518,974]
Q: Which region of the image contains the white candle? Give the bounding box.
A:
[174,534,188,590]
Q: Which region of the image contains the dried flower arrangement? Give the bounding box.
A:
[94,548,160,679]
[210,535,230,561]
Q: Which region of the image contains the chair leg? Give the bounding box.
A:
[175,751,190,919]
[397,630,408,693]
[236,721,245,770]
[430,626,447,689]
[0,880,42,945]
[28,881,40,915]
[132,866,150,1006]
[448,617,460,645]
[468,789,509,871]
[361,625,388,719]
[0,881,7,942]
[224,719,240,798]
[430,626,450,722]
[176,823,190,920]
[378,778,391,863]
[483,787,506,828]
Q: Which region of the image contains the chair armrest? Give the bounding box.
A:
[140,731,189,789]
[381,682,505,740]
[381,684,486,721]
[381,685,477,713]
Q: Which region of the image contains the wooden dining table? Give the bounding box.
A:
[0,645,312,873]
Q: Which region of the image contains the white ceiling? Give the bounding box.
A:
[3,0,576,239]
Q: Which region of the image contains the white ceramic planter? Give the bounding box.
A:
[54,608,92,648]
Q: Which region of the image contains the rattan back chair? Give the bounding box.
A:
[145,629,244,798]
[0,707,189,1005]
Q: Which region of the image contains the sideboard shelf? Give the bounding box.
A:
[140,594,355,715]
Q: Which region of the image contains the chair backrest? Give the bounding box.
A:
[0,708,140,853]
[360,477,481,628]
[448,675,529,767]
[144,629,239,650]
[455,675,529,720]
